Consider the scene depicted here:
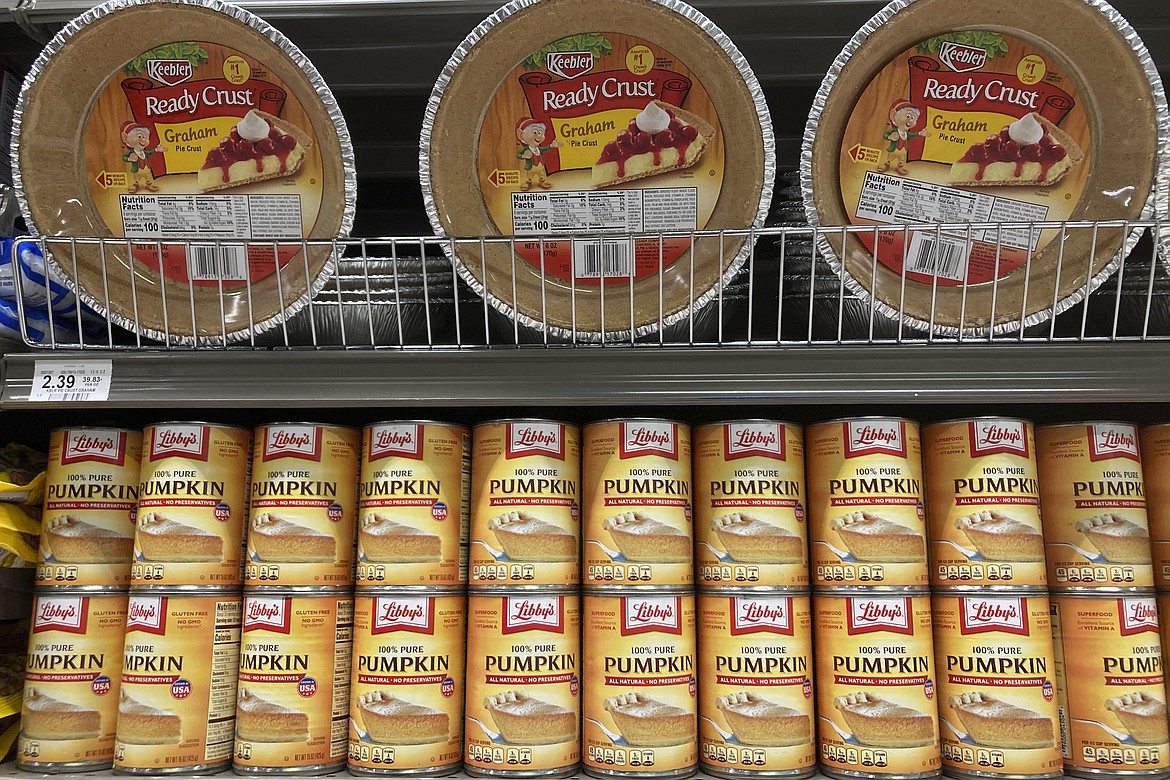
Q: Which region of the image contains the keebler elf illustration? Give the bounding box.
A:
[877,99,930,176]
[515,117,561,191]
[120,120,168,193]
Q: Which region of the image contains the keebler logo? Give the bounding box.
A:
[938,41,988,73]
[730,597,793,635]
[507,422,564,459]
[846,597,913,636]
[843,420,906,458]
[61,430,126,466]
[262,425,322,462]
[33,596,88,634]
[619,421,677,459]
[368,424,423,461]
[503,596,564,634]
[958,597,1028,636]
[147,59,194,86]
[126,596,168,635]
[724,423,785,461]
[546,51,594,79]
[1119,598,1159,635]
[150,424,209,461]
[621,596,682,636]
[243,596,292,633]
[373,596,434,635]
[1089,424,1140,462]
[970,419,1029,458]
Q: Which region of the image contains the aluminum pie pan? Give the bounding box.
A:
[800,0,1169,338]
[421,0,775,343]
[11,0,357,346]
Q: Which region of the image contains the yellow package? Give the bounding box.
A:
[0,504,40,535]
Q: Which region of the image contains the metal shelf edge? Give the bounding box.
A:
[3,343,1169,408]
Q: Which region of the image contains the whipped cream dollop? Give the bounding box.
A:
[236,110,270,143]
[635,101,670,135]
[1008,113,1044,146]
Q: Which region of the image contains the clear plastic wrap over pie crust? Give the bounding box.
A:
[421,0,774,341]
[801,0,1170,336]
[11,0,356,345]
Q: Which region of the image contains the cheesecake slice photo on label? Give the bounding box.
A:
[592,100,715,188]
[948,112,1083,188]
[43,515,133,563]
[356,691,449,745]
[198,109,312,193]
[833,692,934,748]
[954,510,1044,562]
[116,690,182,745]
[1075,514,1152,564]
[947,692,1054,749]
[136,512,223,562]
[1105,692,1170,745]
[482,690,576,745]
[249,512,336,563]
[829,512,925,562]
[487,512,576,562]
[603,692,694,747]
[602,512,691,563]
[359,512,441,563]
[715,691,811,747]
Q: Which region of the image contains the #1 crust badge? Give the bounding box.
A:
[12,0,356,343]
[802,0,1168,335]
[422,0,774,340]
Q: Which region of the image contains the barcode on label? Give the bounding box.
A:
[573,239,633,279]
[905,233,969,282]
[187,245,248,281]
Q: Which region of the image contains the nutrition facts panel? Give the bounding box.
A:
[511,188,698,234]
[119,194,304,240]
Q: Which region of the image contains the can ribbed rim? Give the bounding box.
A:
[147,421,253,433]
[50,425,140,435]
[810,415,920,428]
[356,586,468,596]
[812,586,931,596]
[364,420,469,431]
[696,419,803,430]
[585,417,692,428]
[127,586,243,596]
[924,416,1035,429]
[474,418,578,430]
[1049,589,1157,599]
[1035,420,1137,430]
[930,586,1049,597]
[241,586,354,596]
[260,422,362,432]
[584,586,696,597]
[33,585,129,596]
[468,586,580,597]
[696,587,810,598]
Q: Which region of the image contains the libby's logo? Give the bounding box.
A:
[730,597,794,635]
[368,424,423,460]
[844,420,906,458]
[1119,598,1159,635]
[262,425,322,462]
[507,422,564,459]
[546,51,595,79]
[724,423,785,460]
[33,596,88,634]
[847,597,913,636]
[621,596,682,636]
[373,597,434,635]
[1089,424,1140,462]
[147,59,194,86]
[958,597,1028,635]
[619,421,678,459]
[243,596,292,633]
[61,430,126,466]
[503,596,564,634]
[150,424,209,461]
[938,41,988,73]
[970,419,1029,458]
[126,596,167,635]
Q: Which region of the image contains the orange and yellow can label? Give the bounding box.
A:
[39,428,142,588]
[813,592,941,778]
[1037,423,1152,589]
[924,418,1045,588]
[1141,424,1170,589]
[357,422,471,587]
[583,420,693,587]
[19,591,129,769]
[349,592,464,773]
[115,592,242,771]
[694,422,809,589]
[808,419,929,588]
[235,592,353,772]
[465,593,580,773]
[246,424,360,587]
[470,421,581,587]
[1049,594,1170,774]
[932,593,1062,777]
[135,423,251,587]
[583,592,697,775]
[698,592,816,774]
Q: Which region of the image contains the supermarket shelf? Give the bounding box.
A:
[4,343,1170,408]
[1,765,794,779]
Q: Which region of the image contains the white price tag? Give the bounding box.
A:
[29,360,112,403]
